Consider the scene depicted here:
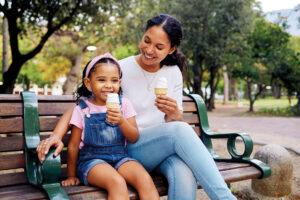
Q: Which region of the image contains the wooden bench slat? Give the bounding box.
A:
[0,94,75,101]
[38,102,74,115]
[192,126,201,136]
[0,102,74,117]
[0,134,59,152]
[182,102,197,112]
[0,117,23,133]
[0,136,24,151]
[182,113,199,124]
[0,172,27,187]
[215,162,250,171]
[0,103,23,116]
[221,166,261,183]
[0,154,25,170]
[0,117,60,133]
[0,184,48,200]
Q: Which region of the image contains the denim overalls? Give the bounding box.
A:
[76,98,136,185]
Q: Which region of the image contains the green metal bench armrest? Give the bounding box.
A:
[21,91,69,199]
[205,131,253,159]
[187,94,271,178]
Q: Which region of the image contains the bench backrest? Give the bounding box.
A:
[0,94,200,188]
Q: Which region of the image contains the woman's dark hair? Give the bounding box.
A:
[75,58,122,100]
[145,14,186,72]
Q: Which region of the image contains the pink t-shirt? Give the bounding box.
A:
[70,98,136,148]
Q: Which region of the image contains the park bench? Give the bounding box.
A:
[0,92,271,199]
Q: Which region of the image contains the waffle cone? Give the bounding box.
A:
[155,88,168,96]
[106,102,120,109]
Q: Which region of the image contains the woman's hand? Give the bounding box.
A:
[61,176,80,186]
[106,108,125,125]
[36,135,64,163]
[155,95,183,122]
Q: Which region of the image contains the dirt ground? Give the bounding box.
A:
[161,103,300,200]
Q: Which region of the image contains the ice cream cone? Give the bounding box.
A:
[155,88,168,96]
[155,77,168,97]
[106,93,120,109]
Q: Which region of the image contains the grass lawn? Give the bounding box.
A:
[216,96,297,108]
[215,96,299,116]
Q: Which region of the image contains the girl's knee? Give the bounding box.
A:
[107,175,127,190]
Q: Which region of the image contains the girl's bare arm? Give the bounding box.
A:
[37,105,75,162]
[61,126,81,186]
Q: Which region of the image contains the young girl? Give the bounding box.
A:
[61,53,159,200]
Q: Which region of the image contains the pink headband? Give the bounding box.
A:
[85,52,121,77]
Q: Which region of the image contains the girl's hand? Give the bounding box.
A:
[155,95,183,122]
[61,177,80,186]
[106,108,125,125]
[36,135,64,163]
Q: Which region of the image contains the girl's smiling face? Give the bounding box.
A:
[84,63,121,105]
[139,25,176,70]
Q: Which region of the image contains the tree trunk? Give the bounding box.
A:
[247,81,254,112]
[272,84,281,99]
[207,66,219,111]
[222,65,229,104]
[193,65,203,97]
[232,78,239,101]
[296,93,300,110]
[260,89,265,98]
[228,77,234,101]
[2,17,9,77]
[0,59,24,94]
[63,54,84,95]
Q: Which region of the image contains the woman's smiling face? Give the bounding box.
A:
[139,25,176,69]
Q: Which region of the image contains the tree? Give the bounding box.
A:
[273,49,300,112]
[2,17,9,79]
[0,0,127,94]
[232,19,291,111]
[165,0,257,110]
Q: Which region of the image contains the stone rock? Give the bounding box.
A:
[252,144,293,197]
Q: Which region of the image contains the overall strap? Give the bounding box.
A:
[77,100,88,109]
[119,95,122,105]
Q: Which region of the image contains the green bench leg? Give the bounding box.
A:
[42,183,69,200]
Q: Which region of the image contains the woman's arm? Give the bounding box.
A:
[106,109,139,143]
[61,126,81,186]
[37,105,75,162]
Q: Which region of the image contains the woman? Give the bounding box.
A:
[37,14,236,200]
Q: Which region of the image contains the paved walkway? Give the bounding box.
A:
[207,104,300,154]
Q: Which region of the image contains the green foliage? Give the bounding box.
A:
[17,61,49,88]
[289,36,300,53]
[14,34,73,86]
[256,106,300,117]
[112,44,139,60]
[108,0,163,47]
[0,0,132,93]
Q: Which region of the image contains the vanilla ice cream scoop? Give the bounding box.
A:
[155,77,168,96]
[106,93,120,109]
